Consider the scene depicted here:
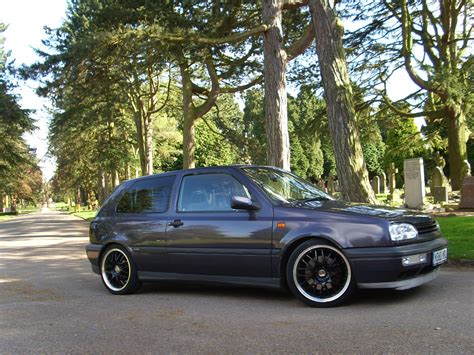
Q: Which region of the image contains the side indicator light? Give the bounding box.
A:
[277,222,286,229]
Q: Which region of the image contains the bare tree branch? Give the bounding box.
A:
[140,24,268,46]
[382,95,446,119]
[283,0,309,10]
[194,56,220,118]
[286,23,315,61]
[220,76,263,93]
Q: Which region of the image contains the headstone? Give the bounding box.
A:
[433,186,448,204]
[404,157,425,209]
[431,151,450,192]
[380,172,387,194]
[431,167,449,190]
[461,160,471,180]
[327,174,335,194]
[460,176,474,209]
[11,200,17,213]
[388,163,398,193]
[434,151,446,169]
[387,189,401,204]
[371,176,381,195]
[316,179,327,193]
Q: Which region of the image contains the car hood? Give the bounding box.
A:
[290,199,435,226]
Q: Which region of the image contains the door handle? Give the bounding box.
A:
[168,219,183,228]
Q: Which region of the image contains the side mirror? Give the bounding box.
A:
[231,196,260,211]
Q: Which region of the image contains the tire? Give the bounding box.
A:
[100,245,142,295]
[286,239,355,307]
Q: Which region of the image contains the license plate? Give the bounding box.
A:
[432,248,448,266]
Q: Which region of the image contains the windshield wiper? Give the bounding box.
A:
[298,197,330,203]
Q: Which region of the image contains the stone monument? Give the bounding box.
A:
[388,163,398,194]
[371,176,381,195]
[431,152,450,192]
[380,172,387,194]
[433,186,448,204]
[404,157,425,209]
[327,174,335,194]
[460,176,474,209]
[461,160,471,181]
[317,179,327,193]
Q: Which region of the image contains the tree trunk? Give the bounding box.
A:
[144,115,154,175]
[76,187,82,209]
[103,173,110,199]
[125,164,131,180]
[0,193,4,212]
[97,169,105,204]
[180,63,196,169]
[309,0,376,203]
[134,111,147,175]
[447,107,468,190]
[263,0,291,170]
[112,170,120,188]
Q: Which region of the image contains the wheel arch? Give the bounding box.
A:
[279,235,342,289]
[98,241,132,266]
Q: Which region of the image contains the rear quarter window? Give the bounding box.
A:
[116,176,175,213]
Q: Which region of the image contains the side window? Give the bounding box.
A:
[178,173,250,212]
[116,176,175,213]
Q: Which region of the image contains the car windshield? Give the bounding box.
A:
[242,167,333,205]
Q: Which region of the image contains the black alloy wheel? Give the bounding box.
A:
[100,245,141,295]
[287,239,355,307]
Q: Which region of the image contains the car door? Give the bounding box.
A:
[113,175,176,272]
[166,171,273,277]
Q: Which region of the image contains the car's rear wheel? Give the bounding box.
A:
[286,240,355,307]
[100,245,141,295]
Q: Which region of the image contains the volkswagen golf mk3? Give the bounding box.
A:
[86,166,448,307]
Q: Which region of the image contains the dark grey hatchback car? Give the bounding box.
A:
[86,166,448,307]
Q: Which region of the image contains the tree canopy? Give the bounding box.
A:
[17,0,473,204]
[0,24,43,207]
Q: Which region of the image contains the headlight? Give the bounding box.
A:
[389,223,418,242]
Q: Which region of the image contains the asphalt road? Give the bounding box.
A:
[1,211,473,354]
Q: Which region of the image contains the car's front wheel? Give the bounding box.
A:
[100,245,141,295]
[286,240,355,307]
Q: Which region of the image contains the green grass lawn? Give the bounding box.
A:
[53,201,70,211]
[0,205,39,222]
[436,216,474,261]
[71,210,97,222]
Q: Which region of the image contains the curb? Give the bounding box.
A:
[447,259,474,269]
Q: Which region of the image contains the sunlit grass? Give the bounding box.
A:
[436,216,474,260]
[0,205,39,222]
[71,210,97,222]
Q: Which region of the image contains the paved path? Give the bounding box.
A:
[1,211,473,353]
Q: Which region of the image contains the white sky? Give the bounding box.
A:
[1,0,67,181]
[1,1,420,181]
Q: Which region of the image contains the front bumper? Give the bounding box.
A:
[86,243,103,274]
[344,238,448,290]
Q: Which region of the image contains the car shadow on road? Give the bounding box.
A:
[351,287,426,306]
[137,281,426,307]
[139,281,293,302]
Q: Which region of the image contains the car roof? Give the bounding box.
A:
[123,165,285,184]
